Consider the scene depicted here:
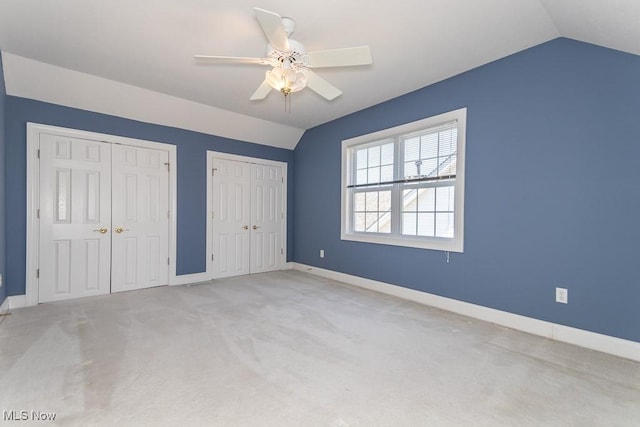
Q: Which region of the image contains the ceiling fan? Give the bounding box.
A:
[194,7,373,101]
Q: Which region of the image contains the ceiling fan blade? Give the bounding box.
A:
[304,70,342,100]
[194,55,270,65]
[250,80,272,100]
[254,7,290,52]
[306,46,373,68]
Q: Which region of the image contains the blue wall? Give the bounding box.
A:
[5,97,294,296]
[293,38,640,343]
[0,53,6,307]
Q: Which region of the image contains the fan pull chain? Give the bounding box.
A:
[284,92,292,113]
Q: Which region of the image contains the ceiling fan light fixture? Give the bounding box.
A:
[265,67,307,96]
[194,7,372,102]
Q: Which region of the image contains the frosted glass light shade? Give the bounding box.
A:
[265,68,307,93]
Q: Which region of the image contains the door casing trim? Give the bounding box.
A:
[206,151,288,280]
[26,122,178,306]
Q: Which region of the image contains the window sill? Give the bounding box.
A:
[341,232,463,253]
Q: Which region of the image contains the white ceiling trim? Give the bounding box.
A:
[2,52,305,150]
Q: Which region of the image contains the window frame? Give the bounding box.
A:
[341,108,467,252]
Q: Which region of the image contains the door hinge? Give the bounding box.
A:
[167,210,170,219]
[211,254,214,261]
[36,269,40,279]
[281,248,283,255]
[37,209,40,219]
[167,258,170,265]
[164,162,170,172]
[281,177,284,183]
[37,149,40,159]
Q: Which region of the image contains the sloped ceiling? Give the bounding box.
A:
[0,0,638,149]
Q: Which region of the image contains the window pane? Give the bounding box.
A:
[435,213,455,237]
[436,186,455,211]
[405,137,419,162]
[352,190,393,234]
[402,213,417,235]
[365,212,378,231]
[365,191,379,211]
[356,169,367,185]
[417,188,436,211]
[417,213,435,236]
[441,154,457,176]
[354,192,365,211]
[422,158,438,177]
[403,189,418,212]
[368,167,380,183]
[379,191,391,212]
[354,213,365,232]
[381,165,393,182]
[368,145,381,167]
[356,149,368,169]
[379,214,391,233]
[439,129,457,157]
[421,133,438,159]
[404,161,418,177]
[381,143,394,166]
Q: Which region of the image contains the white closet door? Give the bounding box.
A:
[250,164,283,274]
[211,158,252,278]
[38,135,112,303]
[111,144,170,292]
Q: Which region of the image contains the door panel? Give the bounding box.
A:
[111,144,169,292]
[39,135,112,302]
[250,164,282,274]
[212,159,251,278]
[211,158,283,278]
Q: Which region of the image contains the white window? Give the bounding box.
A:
[341,108,466,252]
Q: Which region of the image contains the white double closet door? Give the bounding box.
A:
[211,158,284,278]
[38,134,169,303]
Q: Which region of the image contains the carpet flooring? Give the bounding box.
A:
[1,270,638,426]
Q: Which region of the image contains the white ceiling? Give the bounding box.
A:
[1,0,639,149]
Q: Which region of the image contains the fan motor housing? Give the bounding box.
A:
[266,39,307,69]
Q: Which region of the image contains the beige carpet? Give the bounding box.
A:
[1,270,639,426]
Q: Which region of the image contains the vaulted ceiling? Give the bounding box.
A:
[1,0,639,149]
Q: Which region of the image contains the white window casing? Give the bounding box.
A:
[341,108,467,252]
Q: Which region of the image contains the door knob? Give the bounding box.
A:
[114,226,129,234]
[242,225,249,230]
[93,227,108,234]
[252,225,261,230]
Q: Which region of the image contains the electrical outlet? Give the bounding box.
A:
[320,249,325,258]
[556,287,568,304]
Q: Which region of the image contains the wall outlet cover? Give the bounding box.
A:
[556,287,568,304]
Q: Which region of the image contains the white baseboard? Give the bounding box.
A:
[292,263,640,362]
[171,272,211,286]
[284,262,294,270]
[0,296,10,314]
[5,295,27,310]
